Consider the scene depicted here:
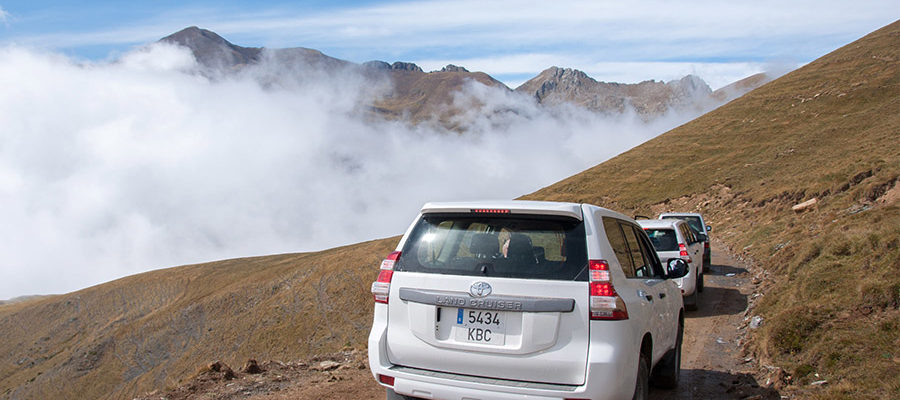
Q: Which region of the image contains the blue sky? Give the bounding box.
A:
[0,0,896,89]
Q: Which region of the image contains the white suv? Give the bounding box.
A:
[637,219,704,310]
[658,213,711,269]
[368,201,688,400]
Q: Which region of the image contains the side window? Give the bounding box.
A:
[633,226,664,278]
[602,217,636,278]
[621,223,651,278]
[679,224,690,244]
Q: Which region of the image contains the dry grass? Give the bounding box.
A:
[0,237,398,399]
[524,20,900,398]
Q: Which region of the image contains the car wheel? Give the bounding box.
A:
[386,388,416,400]
[697,268,705,293]
[632,353,650,400]
[651,319,682,389]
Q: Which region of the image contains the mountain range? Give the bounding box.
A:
[160,26,770,125]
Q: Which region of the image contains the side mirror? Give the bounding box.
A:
[706,225,712,232]
[667,259,689,279]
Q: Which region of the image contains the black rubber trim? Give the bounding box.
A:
[389,365,580,391]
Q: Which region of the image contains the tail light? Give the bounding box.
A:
[704,241,710,250]
[589,260,628,320]
[678,243,692,263]
[372,251,401,304]
[378,374,395,386]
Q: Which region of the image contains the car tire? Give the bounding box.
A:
[386,388,416,400]
[651,319,682,389]
[632,353,650,400]
[697,268,705,293]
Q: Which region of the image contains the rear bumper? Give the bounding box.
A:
[368,312,637,400]
[370,363,635,400]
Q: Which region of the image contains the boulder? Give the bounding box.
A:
[241,359,263,374]
[207,361,236,380]
[791,198,818,212]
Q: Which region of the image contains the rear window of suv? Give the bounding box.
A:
[644,229,678,251]
[662,215,703,234]
[395,214,588,281]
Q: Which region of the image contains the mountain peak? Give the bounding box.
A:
[159,26,261,69]
[440,64,469,73]
[160,26,228,48]
[667,74,713,100]
[390,61,423,72]
[542,66,592,81]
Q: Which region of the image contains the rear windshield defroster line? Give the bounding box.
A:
[398,288,576,313]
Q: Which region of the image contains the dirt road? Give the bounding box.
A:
[649,244,780,400]
[148,244,782,400]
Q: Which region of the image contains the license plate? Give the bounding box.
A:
[453,308,506,345]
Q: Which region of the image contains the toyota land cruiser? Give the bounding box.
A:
[369,201,687,400]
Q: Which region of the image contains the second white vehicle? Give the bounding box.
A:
[658,212,711,269]
[637,219,704,311]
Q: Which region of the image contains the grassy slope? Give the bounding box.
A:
[524,20,900,399]
[372,69,508,127]
[0,238,398,399]
[1,21,897,400]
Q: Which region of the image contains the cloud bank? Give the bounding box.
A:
[0,43,716,299]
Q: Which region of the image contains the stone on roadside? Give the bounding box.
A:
[792,198,818,212]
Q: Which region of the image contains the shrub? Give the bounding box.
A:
[769,307,823,355]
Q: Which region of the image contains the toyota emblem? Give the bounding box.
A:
[469,281,492,297]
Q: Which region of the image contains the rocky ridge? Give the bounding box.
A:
[158,27,768,122]
[515,66,729,117]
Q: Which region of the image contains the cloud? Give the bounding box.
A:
[2,0,895,80]
[0,42,743,299]
[0,6,9,25]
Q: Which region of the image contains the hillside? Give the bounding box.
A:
[525,20,900,399]
[0,238,397,399]
[368,63,509,125]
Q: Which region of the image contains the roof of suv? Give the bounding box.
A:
[636,219,683,229]
[421,200,585,220]
[658,212,704,217]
